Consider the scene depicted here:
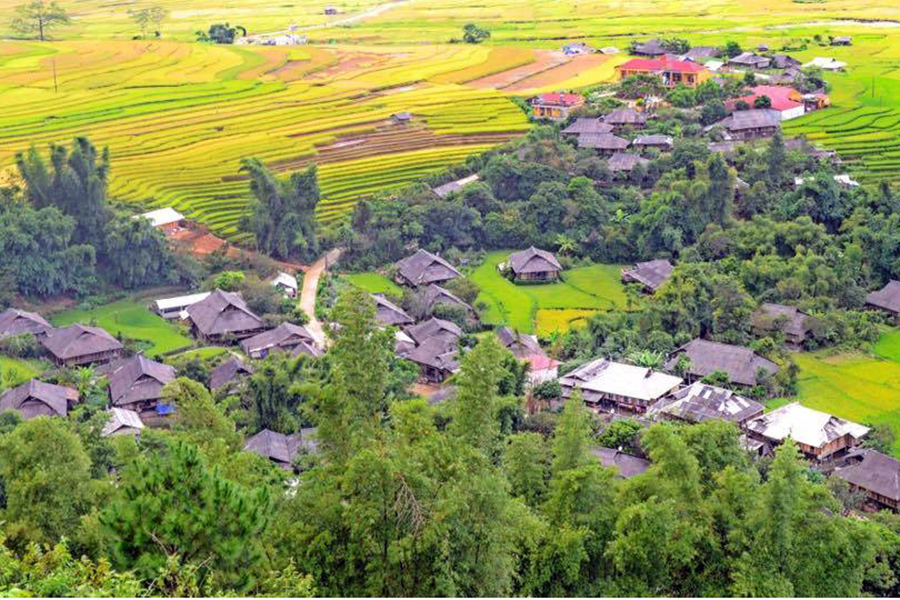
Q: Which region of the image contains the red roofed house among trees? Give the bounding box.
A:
[615,58,711,88]
[532,92,584,121]
[730,85,806,121]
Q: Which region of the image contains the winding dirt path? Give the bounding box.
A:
[300,248,342,347]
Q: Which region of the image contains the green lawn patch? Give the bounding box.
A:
[170,347,228,361]
[470,250,628,334]
[343,272,404,297]
[51,300,194,358]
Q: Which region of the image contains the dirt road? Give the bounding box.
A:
[300,248,342,347]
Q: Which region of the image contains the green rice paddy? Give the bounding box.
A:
[343,272,404,296]
[51,300,194,357]
[469,250,627,334]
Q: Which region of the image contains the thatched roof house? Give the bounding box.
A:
[631,39,668,57]
[186,289,266,342]
[395,249,460,287]
[209,357,254,391]
[866,280,900,316]
[834,449,900,510]
[603,107,648,129]
[577,133,631,154]
[591,447,651,478]
[560,357,682,413]
[0,379,79,420]
[244,428,317,470]
[41,324,123,367]
[745,402,868,462]
[652,381,763,426]
[240,322,320,359]
[621,259,673,292]
[508,247,563,282]
[496,326,544,360]
[607,152,650,173]
[0,308,52,339]
[372,293,414,327]
[751,303,818,349]
[666,339,778,387]
[107,354,177,417]
[562,118,614,136]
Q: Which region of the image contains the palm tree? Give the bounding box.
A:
[627,350,664,369]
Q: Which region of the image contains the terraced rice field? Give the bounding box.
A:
[767,330,900,456]
[470,251,627,334]
[0,40,531,240]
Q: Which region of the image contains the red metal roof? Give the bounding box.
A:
[535,92,583,106]
[735,85,803,112]
[617,58,707,73]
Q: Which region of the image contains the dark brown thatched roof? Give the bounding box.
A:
[591,447,650,478]
[607,152,650,172]
[709,109,780,133]
[578,132,630,151]
[834,449,900,502]
[107,354,176,408]
[508,247,562,276]
[867,280,900,315]
[186,289,265,338]
[244,428,316,468]
[0,379,77,420]
[372,294,414,327]
[407,317,462,346]
[665,339,778,387]
[209,357,254,391]
[41,324,123,361]
[632,134,674,148]
[603,107,648,126]
[240,322,319,357]
[0,308,52,339]
[406,337,459,372]
[421,284,472,314]
[622,259,673,291]
[632,39,667,56]
[396,249,461,287]
[562,118,614,135]
[653,381,764,424]
[751,303,817,340]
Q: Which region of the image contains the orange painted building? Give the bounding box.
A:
[616,58,711,89]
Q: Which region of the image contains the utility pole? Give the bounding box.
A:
[52,57,58,93]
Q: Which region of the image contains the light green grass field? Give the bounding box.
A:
[470,250,627,334]
[169,347,228,361]
[343,272,404,296]
[51,300,194,357]
[0,355,44,389]
[769,329,900,456]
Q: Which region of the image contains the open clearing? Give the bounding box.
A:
[51,300,194,357]
[470,250,627,334]
[769,330,900,456]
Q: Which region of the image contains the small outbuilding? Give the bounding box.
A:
[102,407,145,438]
[621,259,673,292]
[866,280,900,317]
[507,247,563,282]
[269,272,299,298]
[134,207,186,233]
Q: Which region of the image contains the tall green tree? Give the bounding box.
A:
[16,137,111,245]
[101,441,270,592]
[242,159,319,261]
[0,417,93,546]
[103,213,173,289]
[452,336,505,453]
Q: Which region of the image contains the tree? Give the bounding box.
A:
[754,94,773,109]
[452,336,505,453]
[10,1,70,41]
[198,23,243,44]
[101,441,270,592]
[0,417,93,546]
[242,159,320,261]
[103,214,173,289]
[723,40,742,58]
[551,391,593,475]
[15,137,111,245]
[462,23,490,44]
[130,6,168,38]
[764,129,787,189]
[742,70,756,86]
[504,432,549,507]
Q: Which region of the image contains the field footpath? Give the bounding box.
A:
[301,248,343,347]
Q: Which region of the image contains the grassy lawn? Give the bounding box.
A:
[0,355,45,389]
[769,329,900,456]
[343,272,404,297]
[169,347,229,361]
[470,250,628,334]
[52,300,194,358]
